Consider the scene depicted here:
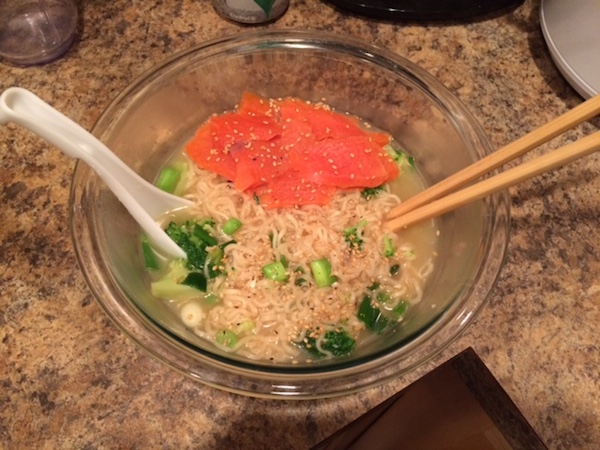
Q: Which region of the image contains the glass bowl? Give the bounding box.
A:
[70,30,510,399]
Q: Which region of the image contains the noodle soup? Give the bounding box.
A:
[148,157,438,364]
[145,96,439,364]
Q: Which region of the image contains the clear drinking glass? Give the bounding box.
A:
[0,0,78,66]
[213,0,289,24]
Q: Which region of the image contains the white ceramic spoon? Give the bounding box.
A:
[0,87,193,258]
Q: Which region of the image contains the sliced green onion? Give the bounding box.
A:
[392,301,409,319]
[216,330,239,348]
[376,290,391,304]
[262,261,289,282]
[221,218,242,235]
[384,144,415,170]
[207,246,224,277]
[310,258,337,288]
[180,302,204,328]
[155,166,182,193]
[141,236,159,270]
[236,319,255,333]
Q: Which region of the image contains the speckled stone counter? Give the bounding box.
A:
[1,1,599,448]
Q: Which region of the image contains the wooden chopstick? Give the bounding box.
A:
[384,130,600,231]
[386,94,600,222]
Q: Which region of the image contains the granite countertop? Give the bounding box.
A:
[1,0,599,448]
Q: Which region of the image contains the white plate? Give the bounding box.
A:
[540,0,600,99]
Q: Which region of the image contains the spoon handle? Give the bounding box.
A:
[0,87,189,258]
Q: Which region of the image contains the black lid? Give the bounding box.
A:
[323,0,524,21]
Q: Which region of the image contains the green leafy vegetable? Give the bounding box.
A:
[166,221,207,270]
[294,278,308,286]
[165,220,226,272]
[150,260,203,299]
[181,272,207,291]
[343,219,368,251]
[357,295,389,334]
[151,219,233,298]
[301,328,356,357]
[368,282,380,291]
[361,185,385,200]
[384,236,396,257]
[294,266,307,286]
[358,283,410,332]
